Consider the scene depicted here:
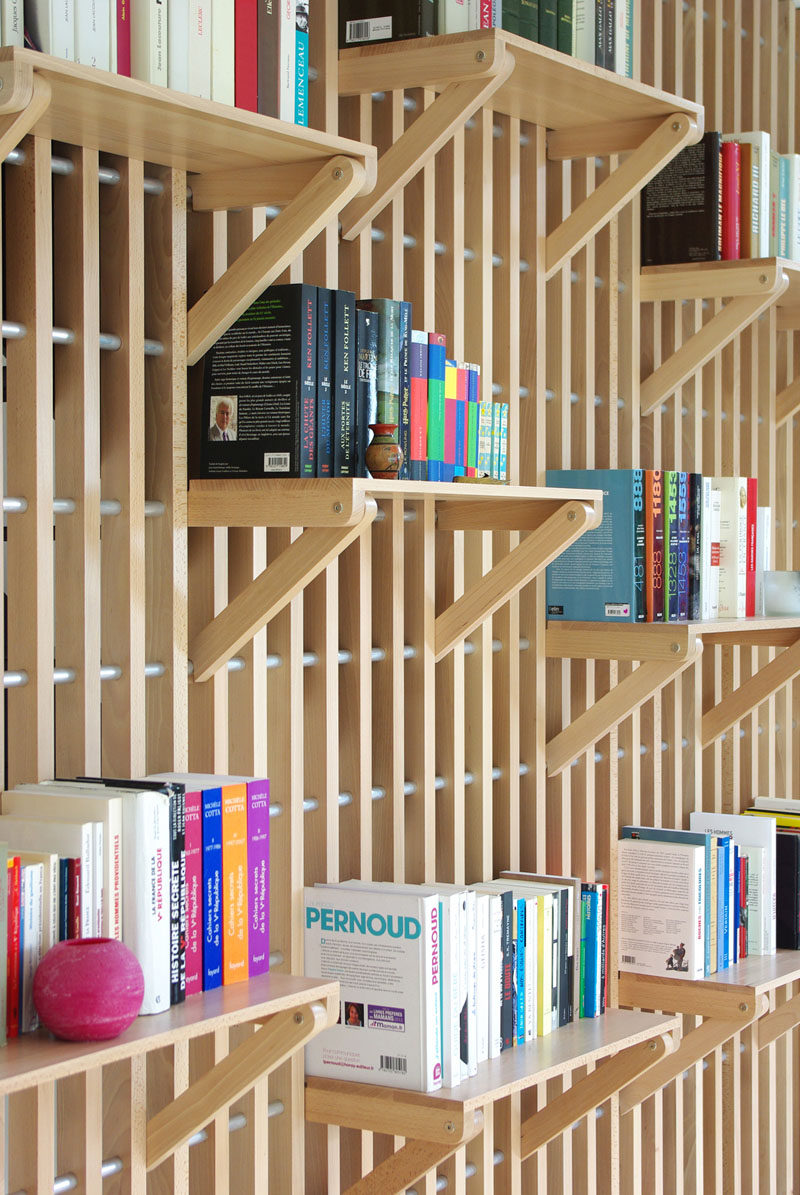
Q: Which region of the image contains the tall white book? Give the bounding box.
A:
[188,0,211,98]
[121,787,171,1014]
[211,0,235,105]
[168,0,190,93]
[26,0,74,58]
[2,0,23,46]
[0,816,94,939]
[18,850,58,955]
[617,838,705,981]
[724,131,771,258]
[713,476,748,618]
[786,154,800,262]
[755,506,772,615]
[708,487,721,617]
[572,0,595,62]
[132,0,168,87]
[689,810,777,956]
[278,0,295,122]
[75,0,109,69]
[439,0,470,32]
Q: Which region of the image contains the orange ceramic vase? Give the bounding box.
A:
[366,423,404,479]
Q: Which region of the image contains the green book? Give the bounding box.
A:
[556,0,572,53]
[501,0,520,37]
[518,0,538,41]
[538,0,557,46]
[357,298,400,428]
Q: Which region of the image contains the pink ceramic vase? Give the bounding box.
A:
[33,938,145,1041]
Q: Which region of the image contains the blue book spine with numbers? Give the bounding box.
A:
[202,788,223,991]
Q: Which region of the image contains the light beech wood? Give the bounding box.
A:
[340,1118,483,1195]
[187,155,367,364]
[545,114,699,280]
[547,115,668,161]
[546,621,696,662]
[701,633,800,748]
[190,161,325,212]
[434,500,599,662]
[775,375,800,427]
[0,73,50,161]
[189,500,377,682]
[757,991,800,1052]
[640,258,786,302]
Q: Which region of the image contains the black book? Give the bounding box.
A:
[604,0,614,69]
[197,283,317,480]
[316,287,333,477]
[332,289,357,477]
[776,832,800,950]
[356,308,379,477]
[397,299,411,481]
[256,0,279,117]
[641,131,722,266]
[595,0,605,65]
[555,886,570,1027]
[497,889,514,1051]
[338,0,436,48]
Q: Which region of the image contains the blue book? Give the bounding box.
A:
[516,896,526,1045]
[622,825,713,977]
[580,888,600,1017]
[677,471,690,621]
[315,287,333,477]
[546,469,641,622]
[58,857,70,942]
[633,468,646,621]
[201,787,223,991]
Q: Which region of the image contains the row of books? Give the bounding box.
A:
[16,1,308,123]
[339,0,633,77]
[641,129,800,266]
[546,469,771,623]
[304,872,609,1094]
[0,772,270,1041]
[618,802,800,983]
[198,283,509,484]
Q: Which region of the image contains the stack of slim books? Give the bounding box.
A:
[303,872,608,1093]
[0,772,270,1043]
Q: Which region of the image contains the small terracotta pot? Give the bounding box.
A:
[33,938,145,1041]
[366,423,404,479]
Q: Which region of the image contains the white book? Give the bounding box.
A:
[617,839,705,981]
[131,0,168,86]
[188,0,211,98]
[26,0,74,58]
[278,0,295,122]
[709,488,721,617]
[689,811,776,956]
[786,154,800,262]
[470,885,504,1058]
[211,0,235,105]
[0,816,93,939]
[19,862,43,1033]
[2,0,23,46]
[741,844,766,955]
[474,892,489,1064]
[440,0,470,33]
[713,476,747,618]
[168,0,190,92]
[755,506,772,616]
[304,885,442,1092]
[700,476,713,619]
[123,788,171,1014]
[110,0,116,71]
[572,0,595,62]
[18,851,57,955]
[75,0,109,68]
[523,895,537,1043]
[11,783,124,941]
[753,795,800,814]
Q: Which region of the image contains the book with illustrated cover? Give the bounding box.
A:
[356,308,379,477]
[642,132,722,265]
[304,884,442,1092]
[617,838,705,981]
[357,298,400,430]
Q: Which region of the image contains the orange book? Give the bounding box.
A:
[221,782,249,984]
[645,469,665,622]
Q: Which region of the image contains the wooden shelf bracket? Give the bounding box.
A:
[190,498,378,682]
[187,153,369,365]
[433,498,600,663]
[146,999,332,1172]
[544,112,699,280]
[757,991,800,1052]
[338,44,516,241]
[341,1113,484,1195]
[639,262,789,416]
[0,66,52,161]
[700,631,800,749]
[775,376,800,428]
[546,638,702,778]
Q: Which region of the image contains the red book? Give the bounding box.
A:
[745,476,758,616]
[645,469,665,622]
[6,857,20,1040]
[480,0,493,26]
[235,0,258,112]
[721,141,741,260]
[116,0,131,75]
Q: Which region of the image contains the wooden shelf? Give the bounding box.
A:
[306,1010,678,1193]
[187,480,603,681]
[336,30,702,258]
[639,259,797,415]
[544,618,800,775]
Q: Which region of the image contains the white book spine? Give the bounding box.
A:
[465,891,477,1077]
[188,0,212,98]
[755,506,771,616]
[123,792,171,1015]
[474,894,489,1065]
[279,0,295,122]
[539,896,553,1037]
[572,0,595,61]
[549,895,559,1032]
[20,864,43,1033]
[424,900,442,1090]
[700,476,712,619]
[487,894,503,1058]
[75,0,109,68]
[440,0,470,33]
[715,477,747,618]
[524,896,536,1042]
[211,0,235,105]
[466,0,479,27]
[110,0,117,71]
[741,845,765,955]
[27,0,74,58]
[2,0,23,46]
[92,821,103,938]
[788,155,800,262]
[441,895,462,1087]
[169,0,190,92]
[709,488,721,617]
[132,0,168,86]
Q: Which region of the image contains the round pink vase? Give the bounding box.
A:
[33,938,145,1041]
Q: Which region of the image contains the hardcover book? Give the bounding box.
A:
[714,475,748,618]
[726,131,771,258]
[720,139,741,260]
[357,298,400,429]
[255,0,278,115]
[641,131,722,265]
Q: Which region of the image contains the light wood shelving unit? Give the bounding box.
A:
[3,3,800,1192]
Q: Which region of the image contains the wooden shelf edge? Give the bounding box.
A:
[546,618,800,660]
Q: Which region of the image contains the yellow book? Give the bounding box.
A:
[746,808,800,828]
[221,782,249,984]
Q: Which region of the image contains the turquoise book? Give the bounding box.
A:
[545,469,643,622]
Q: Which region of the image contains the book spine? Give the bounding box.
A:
[409,331,429,481]
[168,0,190,91]
[740,140,754,258]
[677,471,690,621]
[247,781,270,978]
[646,469,665,621]
[222,784,249,984]
[333,290,356,476]
[572,0,593,60]
[295,0,309,125]
[279,0,296,121]
[441,896,461,1087]
[169,790,183,1004]
[524,896,537,1040]
[202,790,223,990]
[356,309,379,477]
[557,890,570,1027]
[19,865,42,1033]
[316,288,333,477]
[425,899,443,1091]
[1,0,23,47]
[187,0,212,97]
[256,0,279,115]
[475,895,489,1063]
[721,140,741,260]
[426,332,446,481]
[70,857,81,941]
[235,0,258,110]
[501,0,519,34]
[58,858,69,942]
[211,0,235,104]
[453,365,468,478]
[184,790,203,996]
[499,402,508,481]
[443,359,458,483]
[124,793,171,1014]
[518,0,537,40]
[498,890,513,1051]
[745,477,758,616]
[709,487,721,617]
[665,470,679,621]
[131,0,167,85]
[397,301,411,480]
[300,286,317,477]
[633,468,646,621]
[539,0,557,47]
[465,892,477,1077]
[688,473,703,621]
[116,0,131,73]
[595,0,605,66]
[75,0,110,68]
[487,895,503,1057]
[538,895,553,1035]
[80,824,93,940]
[599,884,609,1009]
[556,0,572,53]
[515,897,525,1045]
[6,858,20,1039]
[779,154,790,258]
[755,505,771,616]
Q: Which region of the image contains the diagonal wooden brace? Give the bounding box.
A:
[757,991,800,1052]
[700,633,800,749]
[433,499,599,663]
[339,49,515,241]
[520,1034,673,1160]
[544,113,699,280]
[640,281,788,416]
[190,499,377,682]
[546,640,702,778]
[619,994,768,1113]
[187,154,367,364]
[146,1000,332,1171]
[0,73,52,162]
[775,376,800,428]
[341,1111,484,1195]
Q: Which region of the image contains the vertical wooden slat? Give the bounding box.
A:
[5,134,54,787]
